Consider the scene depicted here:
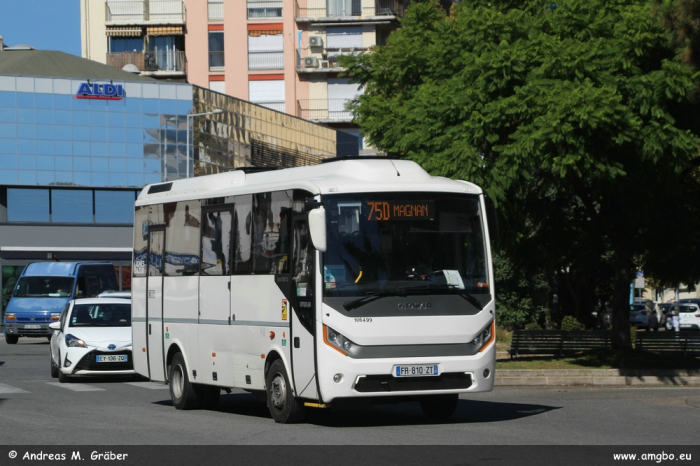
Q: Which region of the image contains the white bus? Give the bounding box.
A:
[132,158,496,423]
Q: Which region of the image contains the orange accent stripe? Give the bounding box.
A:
[247,23,282,31]
[248,74,284,81]
[478,321,496,353]
[323,325,347,356]
[208,24,224,31]
[209,75,225,81]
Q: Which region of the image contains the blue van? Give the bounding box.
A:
[3,262,118,344]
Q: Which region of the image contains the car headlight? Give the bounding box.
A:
[324,325,355,356]
[471,321,495,352]
[65,333,88,348]
[5,312,16,322]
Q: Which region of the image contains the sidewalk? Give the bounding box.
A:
[495,368,700,386]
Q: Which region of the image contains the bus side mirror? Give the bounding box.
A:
[308,207,327,252]
[485,195,499,243]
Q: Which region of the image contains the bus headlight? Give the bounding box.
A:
[324,325,355,356]
[471,321,495,352]
[50,313,61,322]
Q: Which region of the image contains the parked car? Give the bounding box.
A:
[657,303,674,328]
[677,303,700,330]
[629,302,659,331]
[49,298,133,383]
[97,291,131,299]
[4,262,117,344]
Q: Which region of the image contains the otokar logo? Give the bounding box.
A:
[75,82,125,100]
[397,303,432,310]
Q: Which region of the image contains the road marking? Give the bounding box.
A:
[124,382,169,390]
[0,384,29,394]
[46,382,105,392]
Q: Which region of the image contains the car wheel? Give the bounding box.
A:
[5,334,18,344]
[198,385,221,410]
[169,352,201,410]
[50,350,59,379]
[265,359,305,424]
[420,394,459,419]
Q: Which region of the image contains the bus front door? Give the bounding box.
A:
[290,217,318,400]
[146,226,166,382]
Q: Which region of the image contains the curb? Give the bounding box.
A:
[495,369,700,386]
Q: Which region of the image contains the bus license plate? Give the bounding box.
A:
[393,364,440,377]
[23,324,41,329]
[96,355,128,363]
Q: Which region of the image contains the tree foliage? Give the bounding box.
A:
[343,0,700,347]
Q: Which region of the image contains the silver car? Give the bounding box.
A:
[629,303,659,331]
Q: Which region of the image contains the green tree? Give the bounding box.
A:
[343,0,700,348]
[654,0,700,68]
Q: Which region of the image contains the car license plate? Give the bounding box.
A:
[393,364,440,377]
[23,324,41,329]
[96,355,128,363]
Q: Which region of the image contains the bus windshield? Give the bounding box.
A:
[322,193,489,298]
[13,277,74,298]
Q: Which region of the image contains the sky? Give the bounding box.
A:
[0,0,81,56]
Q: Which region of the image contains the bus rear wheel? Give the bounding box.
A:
[420,394,459,419]
[169,352,201,410]
[266,360,305,424]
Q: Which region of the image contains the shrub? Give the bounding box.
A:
[561,315,583,331]
[524,322,542,330]
[630,325,637,347]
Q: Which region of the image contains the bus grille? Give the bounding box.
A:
[354,373,472,393]
[74,350,133,372]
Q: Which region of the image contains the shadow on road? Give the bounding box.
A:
[152,392,559,427]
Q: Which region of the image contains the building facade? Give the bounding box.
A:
[81,0,410,154]
[0,45,346,317]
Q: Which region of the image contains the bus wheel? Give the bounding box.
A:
[420,394,459,419]
[169,352,201,410]
[266,360,305,424]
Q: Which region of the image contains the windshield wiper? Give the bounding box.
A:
[342,285,485,311]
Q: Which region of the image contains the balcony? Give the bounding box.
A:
[208,1,224,21]
[252,101,286,112]
[106,0,185,24]
[295,0,405,22]
[297,99,353,122]
[249,51,284,70]
[248,0,283,19]
[296,46,367,73]
[106,50,186,75]
[209,51,225,71]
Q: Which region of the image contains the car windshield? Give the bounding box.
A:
[322,193,489,298]
[629,305,645,312]
[69,303,131,327]
[13,277,74,298]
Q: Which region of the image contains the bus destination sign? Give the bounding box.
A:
[366,201,435,221]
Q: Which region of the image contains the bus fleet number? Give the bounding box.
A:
[354,317,373,323]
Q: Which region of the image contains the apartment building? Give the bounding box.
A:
[81,0,410,154]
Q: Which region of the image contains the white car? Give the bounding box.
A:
[49,298,134,382]
[678,303,700,330]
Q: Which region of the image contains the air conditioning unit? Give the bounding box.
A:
[304,57,319,68]
[319,59,330,68]
[309,36,323,47]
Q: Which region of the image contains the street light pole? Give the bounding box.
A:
[186,108,224,179]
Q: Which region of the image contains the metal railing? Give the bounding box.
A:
[208,1,224,20]
[295,0,405,19]
[106,0,185,23]
[248,51,284,70]
[252,101,286,112]
[296,46,368,70]
[247,0,283,18]
[106,50,186,72]
[209,51,225,71]
[297,98,354,121]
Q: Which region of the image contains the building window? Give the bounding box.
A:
[249,80,285,112]
[248,31,283,70]
[95,191,135,223]
[208,0,224,21]
[247,0,282,18]
[108,36,144,53]
[52,189,93,223]
[6,188,49,222]
[209,31,225,71]
[209,80,226,94]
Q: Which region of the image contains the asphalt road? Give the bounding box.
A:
[1,338,699,445]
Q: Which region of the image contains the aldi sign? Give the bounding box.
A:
[75,82,125,100]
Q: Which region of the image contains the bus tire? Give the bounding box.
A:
[198,385,220,410]
[266,359,305,424]
[5,334,18,344]
[420,394,459,419]
[169,352,201,410]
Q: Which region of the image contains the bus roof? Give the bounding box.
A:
[136,158,482,205]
